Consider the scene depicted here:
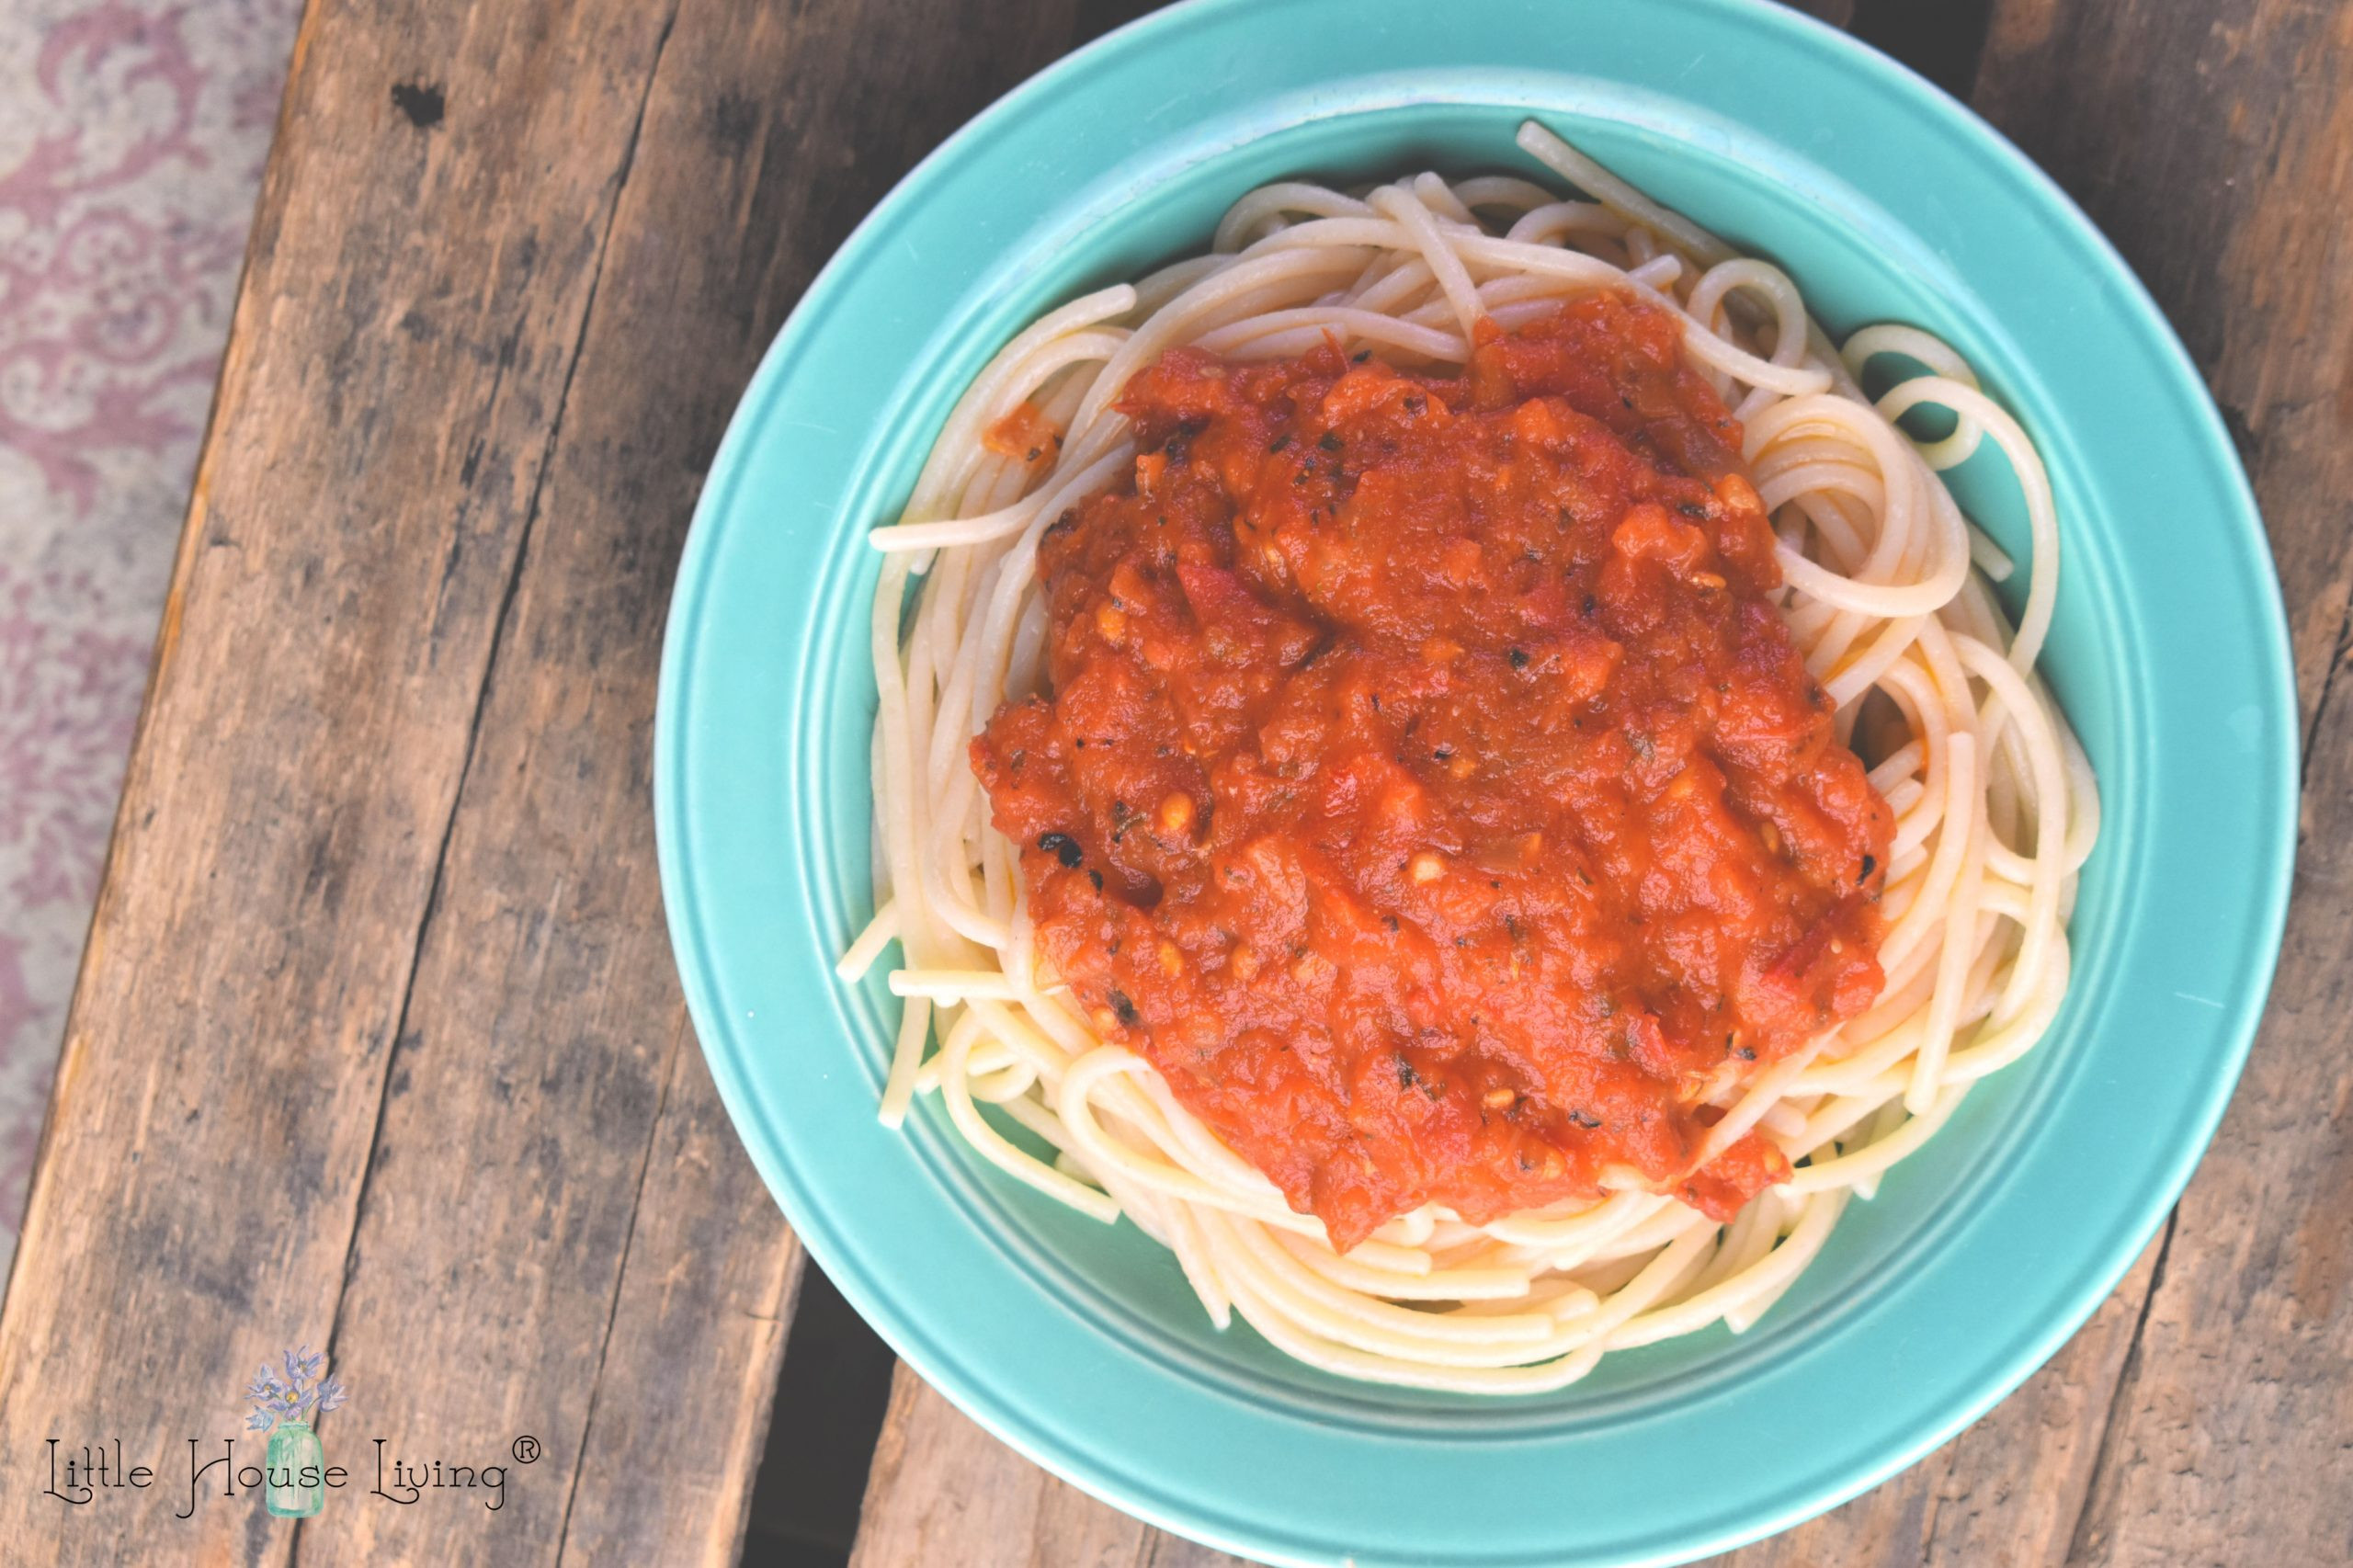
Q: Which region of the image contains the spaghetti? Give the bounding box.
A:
[840,121,2097,1393]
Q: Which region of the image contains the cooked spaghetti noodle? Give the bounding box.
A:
[840,121,2097,1393]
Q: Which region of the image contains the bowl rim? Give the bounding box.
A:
[654,2,2298,1563]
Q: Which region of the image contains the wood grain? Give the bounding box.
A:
[0,0,691,1561]
[0,0,960,1557]
[278,1,850,1556]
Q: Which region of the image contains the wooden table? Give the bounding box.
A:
[0,0,2343,1562]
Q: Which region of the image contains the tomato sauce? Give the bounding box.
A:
[973,295,1893,1251]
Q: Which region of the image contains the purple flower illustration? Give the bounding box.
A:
[245,1346,347,1433]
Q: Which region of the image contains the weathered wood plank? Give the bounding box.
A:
[0,0,885,1556]
[267,0,853,1555]
[0,0,691,1561]
[551,1033,801,1565]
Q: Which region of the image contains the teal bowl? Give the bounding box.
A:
[654,2,2296,1562]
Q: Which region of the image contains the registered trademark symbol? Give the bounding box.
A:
[512,1435,541,1465]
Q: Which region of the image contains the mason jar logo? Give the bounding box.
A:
[242,1346,348,1518]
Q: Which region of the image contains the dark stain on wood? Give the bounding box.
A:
[391,81,445,131]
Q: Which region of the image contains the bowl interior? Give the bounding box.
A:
[801,93,2131,1426]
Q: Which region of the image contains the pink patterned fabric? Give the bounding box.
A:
[0,0,299,1289]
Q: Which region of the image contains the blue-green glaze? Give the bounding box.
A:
[654,3,2295,1562]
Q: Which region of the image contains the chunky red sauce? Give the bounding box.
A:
[973,295,1893,1251]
